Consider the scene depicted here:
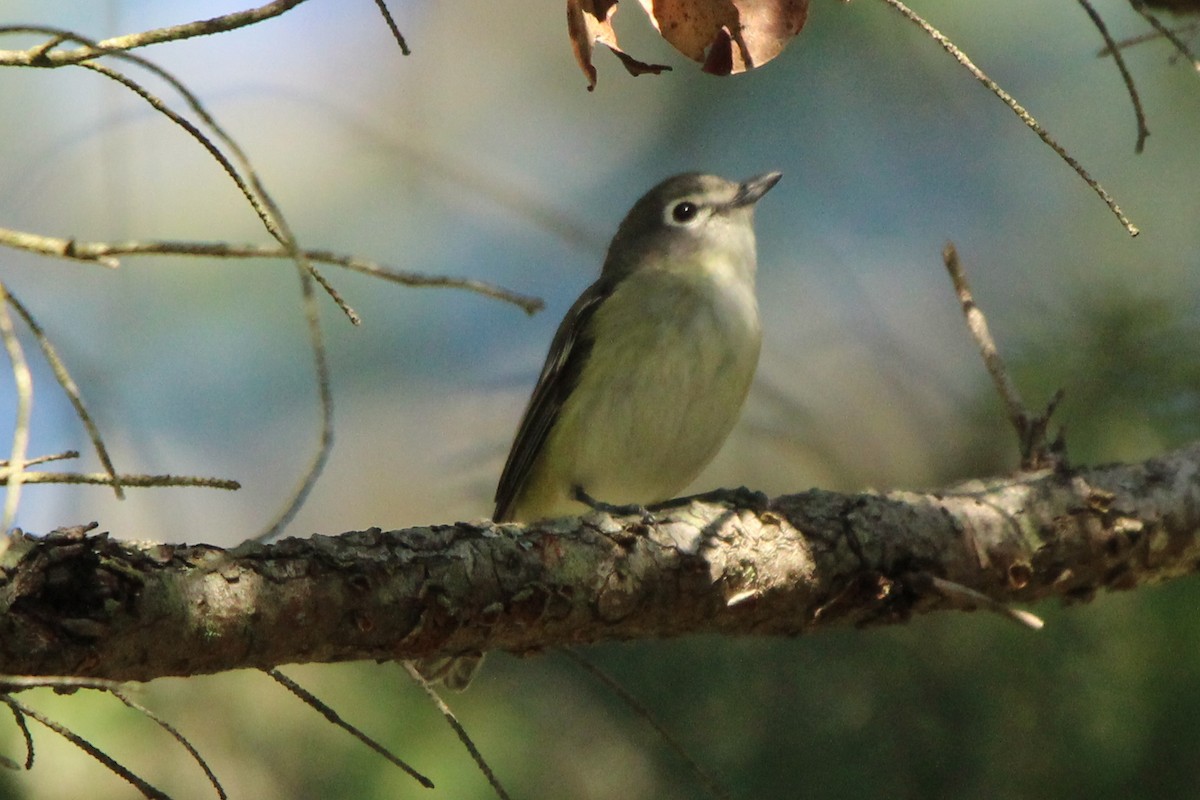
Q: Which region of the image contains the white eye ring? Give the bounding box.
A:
[668,200,701,226]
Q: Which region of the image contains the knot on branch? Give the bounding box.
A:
[2,524,143,654]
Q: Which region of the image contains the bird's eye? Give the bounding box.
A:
[671,201,699,224]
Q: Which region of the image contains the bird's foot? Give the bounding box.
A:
[572,485,656,526]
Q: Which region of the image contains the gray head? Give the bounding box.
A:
[601,171,782,281]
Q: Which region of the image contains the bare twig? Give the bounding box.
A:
[401,662,512,800]
[4,696,34,770]
[110,689,227,800]
[3,696,171,799]
[75,59,286,248]
[1129,0,1200,71]
[926,575,1045,629]
[0,227,117,268]
[371,0,412,55]
[1099,20,1200,53]
[4,292,123,498]
[329,251,543,314]
[880,0,1140,236]
[7,451,79,468]
[561,649,733,800]
[0,1,311,67]
[0,676,126,692]
[941,245,1029,436]
[942,243,1063,470]
[0,283,32,533]
[1077,0,1150,152]
[0,229,543,315]
[0,470,239,490]
[265,669,433,788]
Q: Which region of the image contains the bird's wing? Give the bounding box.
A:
[493,278,612,522]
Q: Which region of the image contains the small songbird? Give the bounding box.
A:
[418,171,780,689]
[495,170,781,522]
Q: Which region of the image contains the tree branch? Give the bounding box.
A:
[0,228,544,315]
[0,1,311,67]
[2,439,1198,682]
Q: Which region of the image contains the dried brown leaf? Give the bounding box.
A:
[639,0,809,75]
[567,0,671,90]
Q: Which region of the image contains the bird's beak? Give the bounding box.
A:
[730,171,783,208]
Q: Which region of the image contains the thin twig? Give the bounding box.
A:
[371,0,412,55]
[4,696,171,799]
[880,0,1140,236]
[942,243,1063,470]
[0,283,32,533]
[110,689,227,799]
[0,1,311,67]
[328,251,543,314]
[401,662,512,800]
[265,669,433,788]
[561,649,733,800]
[4,292,123,498]
[926,576,1045,629]
[8,450,79,468]
[1077,0,1150,152]
[0,676,126,692]
[0,226,117,267]
[74,60,287,260]
[1129,1,1200,71]
[103,690,225,796]
[1099,19,1200,55]
[0,470,239,490]
[941,244,1029,436]
[4,697,34,770]
[26,33,68,62]
[2,229,542,314]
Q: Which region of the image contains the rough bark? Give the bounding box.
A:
[2,440,1199,683]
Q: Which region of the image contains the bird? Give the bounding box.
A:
[495,170,781,522]
[418,170,781,690]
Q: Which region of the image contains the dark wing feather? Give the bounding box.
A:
[493,278,613,521]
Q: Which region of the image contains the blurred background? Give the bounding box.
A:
[1,0,1199,797]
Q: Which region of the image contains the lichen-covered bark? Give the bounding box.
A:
[2,441,1199,682]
